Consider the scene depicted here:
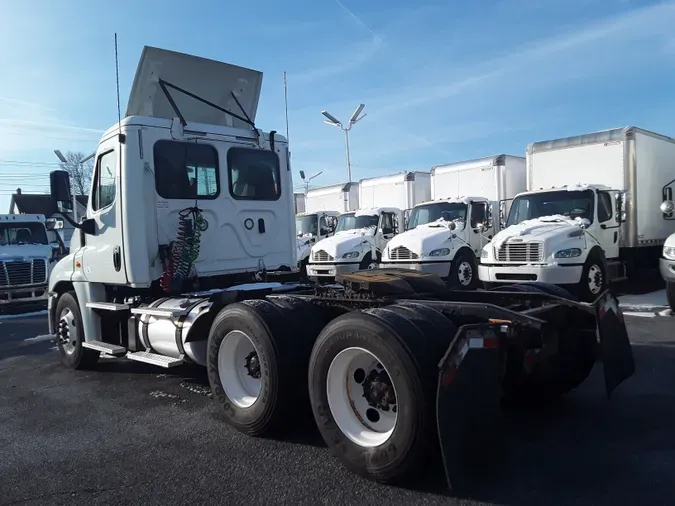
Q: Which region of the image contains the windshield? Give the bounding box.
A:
[0,222,49,246]
[407,202,467,230]
[296,215,318,236]
[335,213,379,232]
[506,190,594,227]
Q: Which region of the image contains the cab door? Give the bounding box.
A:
[596,190,620,259]
[81,140,128,284]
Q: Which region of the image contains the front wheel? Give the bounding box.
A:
[55,291,99,369]
[577,253,607,302]
[450,251,478,290]
[667,281,675,312]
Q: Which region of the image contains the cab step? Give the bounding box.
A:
[130,307,188,319]
[126,351,184,368]
[82,340,127,357]
[86,302,131,311]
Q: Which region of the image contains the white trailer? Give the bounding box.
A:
[431,154,526,224]
[358,171,430,211]
[294,193,305,214]
[479,126,675,300]
[380,155,527,288]
[305,182,359,214]
[44,46,636,495]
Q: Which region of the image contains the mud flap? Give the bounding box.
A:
[436,326,503,496]
[595,291,635,398]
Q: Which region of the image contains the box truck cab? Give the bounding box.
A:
[479,127,675,301]
[295,211,339,272]
[306,207,403,281]
[380,197,492,288]
[479,184,622,300]
[0,214,59,304]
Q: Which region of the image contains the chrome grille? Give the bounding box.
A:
[389,246,419,260]
[313,250,334,262]
[0,259,48,287]
[495,242,543,263]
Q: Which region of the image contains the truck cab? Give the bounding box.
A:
[478,184,624,300]
[47,46,295,360]
[295,211,339,272]
[306,207,403,281]
[0,214,57,305]
[380,197,492,288]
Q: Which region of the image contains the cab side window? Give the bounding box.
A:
[380,213,395,234]
[92,150,117,212]
[470,202,487,228]
[597,191,613,223]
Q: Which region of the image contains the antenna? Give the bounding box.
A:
[114,33,122,139]
[283,71,290,143]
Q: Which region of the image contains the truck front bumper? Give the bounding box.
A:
[306,262,361,280]
[659,257,675,282]
[379,260,451,278]
[478,264,583,285]
[0,284,49,305]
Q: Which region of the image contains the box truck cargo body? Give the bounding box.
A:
[358,171,431,211]
[380,155,527,288]
[294,193,306,214]
[304,183,359,214]
[479,126,675,300]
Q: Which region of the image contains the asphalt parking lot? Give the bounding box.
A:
[1,299,674,506]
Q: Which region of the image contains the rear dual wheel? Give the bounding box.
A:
[206,296,329,436]
[308,304,455,484]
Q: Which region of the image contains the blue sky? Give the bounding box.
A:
[1,0,675,212]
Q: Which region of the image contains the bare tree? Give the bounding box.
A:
[58,151,93,195]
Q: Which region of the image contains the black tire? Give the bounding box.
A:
[308,306,449,485]
[667,281,675,312]
[449,250,478,290]
[577,251,607,302]
[55,291,100,369]
[206,299,309,436]
[359,252,380,270]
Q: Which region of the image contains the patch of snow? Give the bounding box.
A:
[0,310,48,320]
[24,334,54,343]
[618,289,668,310]
[493,214,586,249]
[180,381,212,397]
[354,208,381,217]
[622,311,656,318]
[150,390,181,400]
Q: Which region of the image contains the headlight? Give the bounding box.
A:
[554,248,582,258]
[342,250,360,259]
[663,246,675,260]
[429,248,450,257]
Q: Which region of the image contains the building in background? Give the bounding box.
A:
[8,189,88,248]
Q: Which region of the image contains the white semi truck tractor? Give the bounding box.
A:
[45,45,636,495]
[479,126,675,301]
[380,155,526,288]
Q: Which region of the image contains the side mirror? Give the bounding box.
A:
[661,200,675,214]
[448,221,456,231]
[49,170,73,213]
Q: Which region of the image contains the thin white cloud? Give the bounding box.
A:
[0,96,56,112]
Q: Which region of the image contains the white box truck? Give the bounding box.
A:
[380,155,527,288]
[358,171,431,212]
[479,126,675,300]
[294,193,305,214]
[42,45,636,494]
[305,182,359,214]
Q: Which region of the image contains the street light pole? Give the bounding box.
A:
[321,104,366,183]
[299,170,323,193]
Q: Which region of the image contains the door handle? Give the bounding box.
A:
[113,246,121,272]
[258,218,266,233]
